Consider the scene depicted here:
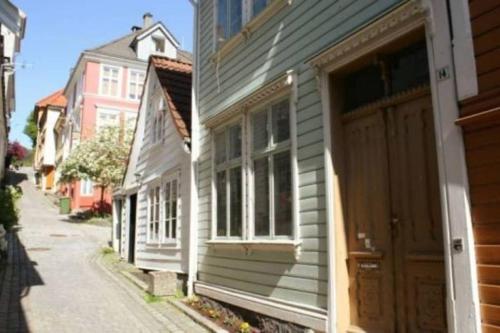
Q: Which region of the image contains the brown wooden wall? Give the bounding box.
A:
[460,1,500,332]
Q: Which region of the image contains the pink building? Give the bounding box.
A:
[59,13,191,212]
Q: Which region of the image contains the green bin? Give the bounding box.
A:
[59,197,71,214]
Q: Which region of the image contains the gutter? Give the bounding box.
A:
[187,0,199,297]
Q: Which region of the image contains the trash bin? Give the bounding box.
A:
[59,197,71,214]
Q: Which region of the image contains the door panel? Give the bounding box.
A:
[344,110,395,333]
[343,94,446,332]
[387,96,446,332]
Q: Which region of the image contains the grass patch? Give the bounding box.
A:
[144,292,165,304]
[68,210,112,227]
[101,246,114,255]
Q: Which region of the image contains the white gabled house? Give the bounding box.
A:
[113,55,192,286]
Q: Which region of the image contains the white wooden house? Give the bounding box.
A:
[114,55,192,281]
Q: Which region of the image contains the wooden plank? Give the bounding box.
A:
[471,5,500,37]
[470,183,500,205]
[476,245,500,264]
[483,323,500,333]
[477,264,500,285]
[466,145,500,168]
[465,126,500,149]
[472,204,500,225]
[480,283,500,305]
[478,67,500,93]
[470,1,500,19]
[482,304,500,326]
[474,224,500,244]
[476,48,500,75]
[468,164,500,186]
[474,26,500,56]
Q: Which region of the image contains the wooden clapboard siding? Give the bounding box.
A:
[132,67,191,273]
[460,1,500,330]
[196,0,404,311]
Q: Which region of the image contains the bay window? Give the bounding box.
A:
[212,98,294,241]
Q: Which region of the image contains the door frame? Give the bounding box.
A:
[311,1,481,332]
[127,193,138,264]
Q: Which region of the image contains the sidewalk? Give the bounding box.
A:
[95,250,209,333]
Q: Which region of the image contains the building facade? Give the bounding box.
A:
[190,0,481,332]
[114,55,192,284]
[60,14,191,212]
[0,0,25,183]
[33,90,66,191]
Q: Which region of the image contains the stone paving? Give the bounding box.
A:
[0,169,207,332]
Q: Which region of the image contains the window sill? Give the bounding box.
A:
[211,0,291,61]
[206,239,302,258]
[146,240,179,249]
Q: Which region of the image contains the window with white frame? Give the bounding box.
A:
[153,37,166,53]
[80,178,93,196]
[214,123,243,238]
[125,112,137,130]
[148,186,161,242]
[128,70,145,100]
[216,0,271,47]
[101,65,121,97]
[96,108,120,131]
[212,98,294,240]
[163,177,178,240]
[251,99,292,237]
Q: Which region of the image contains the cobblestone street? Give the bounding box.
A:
[0,169,205,332]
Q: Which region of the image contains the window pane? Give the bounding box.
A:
[165,183,170,219]
[102,80,109,94]
[110,81,118,96]
[253,0,268,17]
[228,125,241,159]
[274,151,292,236]
[171,218,176,239]
[217,0,228,42]
[229,0,242,38]
[254,158,269,236]
[229,167,242,237]
[216,171,227,237]
[252,111,268,151]
[215,132,226,165]
[272,100,290,143]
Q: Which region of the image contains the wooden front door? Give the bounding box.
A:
[344,92,447,332]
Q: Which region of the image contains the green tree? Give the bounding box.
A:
[23,110,38,148]
[58,127,132,214]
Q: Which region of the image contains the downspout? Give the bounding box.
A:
[187,0,199,297]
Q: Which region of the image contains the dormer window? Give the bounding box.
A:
[153,37,165,53]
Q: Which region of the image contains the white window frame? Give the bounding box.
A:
[80,178,93,196]
[127,69,145,101]
[211,117,246,240]
[248,98,293,240]
[96,107,120,131]
[162,171,181,244]
[99,64,122,97]
[213,0,274,50]
[147,184,161,243]
[209,92,298,244]
[124,111,137,131]
[151,97,166,145]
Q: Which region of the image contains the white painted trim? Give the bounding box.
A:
[195,282,327,332]
[314,1,481,331]
[422,1,480,331]
[448,0,478,101]
[99,63,123,98]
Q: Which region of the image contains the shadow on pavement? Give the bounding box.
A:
[0,215,44,332]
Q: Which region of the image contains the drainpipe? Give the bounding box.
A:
[187,0,199,297]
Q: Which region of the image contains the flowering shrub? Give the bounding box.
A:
[239,322,251,333]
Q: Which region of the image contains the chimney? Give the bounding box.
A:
[131,26,141,32]
[143,13,153,28]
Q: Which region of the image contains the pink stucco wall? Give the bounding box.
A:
[68,60,143,212]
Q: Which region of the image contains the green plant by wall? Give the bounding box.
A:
[0,185,22,230]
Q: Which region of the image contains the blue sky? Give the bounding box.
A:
[9,0,194,148]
